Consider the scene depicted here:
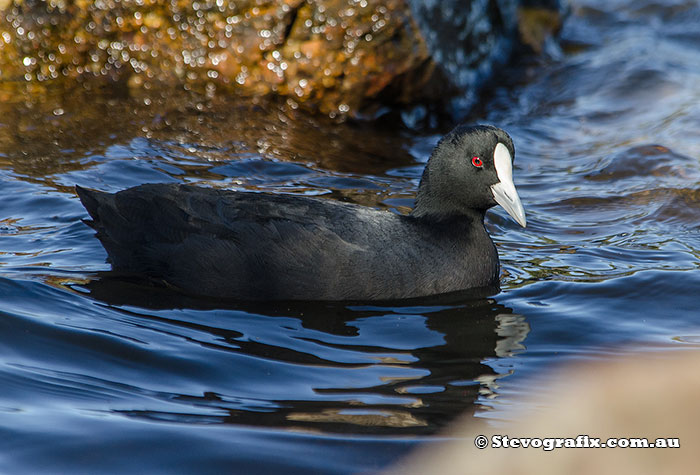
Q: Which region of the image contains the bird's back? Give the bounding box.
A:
[77,183,498,300]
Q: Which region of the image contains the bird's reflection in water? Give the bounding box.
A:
[79,275,530,435]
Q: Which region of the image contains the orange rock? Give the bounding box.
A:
[0,0,551,118]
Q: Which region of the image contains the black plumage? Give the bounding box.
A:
[77,124,526,301]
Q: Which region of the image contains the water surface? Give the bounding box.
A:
[1,0,700,473]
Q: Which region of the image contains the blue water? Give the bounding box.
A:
[1,0,700,473]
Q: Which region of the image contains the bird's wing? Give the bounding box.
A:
[77,184,395,298]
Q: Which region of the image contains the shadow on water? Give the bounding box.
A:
[74,276,528,436]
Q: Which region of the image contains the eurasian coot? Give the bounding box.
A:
[77,124,526,300]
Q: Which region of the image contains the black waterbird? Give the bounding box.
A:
[77,124,526,300]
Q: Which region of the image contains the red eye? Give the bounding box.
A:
[471,156,483,168]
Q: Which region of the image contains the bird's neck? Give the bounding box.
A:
[411,175,486,223]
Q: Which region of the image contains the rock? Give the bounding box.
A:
[0,0,564,118]
[386,350,700,474]
[405,0,518,114]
